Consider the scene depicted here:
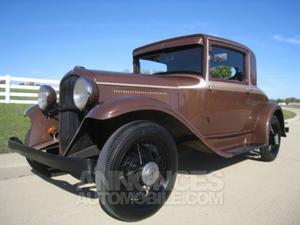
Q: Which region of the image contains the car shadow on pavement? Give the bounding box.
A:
[30,147,263,199]
[32,170,98,199]
[178,146,259,175]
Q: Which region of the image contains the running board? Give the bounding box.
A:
[225,145,261,156]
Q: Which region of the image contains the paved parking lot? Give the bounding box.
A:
[1,108,300,225]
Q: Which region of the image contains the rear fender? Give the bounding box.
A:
[253,102,286,146]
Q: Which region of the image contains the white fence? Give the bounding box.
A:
[0,75,59,104]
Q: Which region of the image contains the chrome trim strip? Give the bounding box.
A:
[96,81,206,90]
[96,81,263,94]
[96,81,176,89]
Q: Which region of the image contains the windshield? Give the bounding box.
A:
[138,45,203,75]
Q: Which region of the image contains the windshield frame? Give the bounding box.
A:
[134,44,204,76]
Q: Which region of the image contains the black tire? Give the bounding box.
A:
[95,121,178,222]
[260,116,281,162]
[24,129,51,176]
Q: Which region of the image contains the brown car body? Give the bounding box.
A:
[9,33,287,221]
[24,34,285,158]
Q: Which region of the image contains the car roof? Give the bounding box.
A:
[132,33,251,57]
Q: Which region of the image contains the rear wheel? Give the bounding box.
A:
[260,116,281,161]
[24,129,51,176]
[95,121,178,222]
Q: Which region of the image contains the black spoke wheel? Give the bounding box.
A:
[95,121,178,222]
[260,116,281,161]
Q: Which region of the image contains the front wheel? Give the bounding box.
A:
[260,116,282,161]
[95,121,178,222]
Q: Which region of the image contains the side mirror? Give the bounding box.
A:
[230,66,237,77]
[213,53,227,62]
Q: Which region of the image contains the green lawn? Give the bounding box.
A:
[284,105,300,109]
[0,104,30,153]
[283,109,297,120]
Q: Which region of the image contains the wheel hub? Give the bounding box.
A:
[141,161,160,186]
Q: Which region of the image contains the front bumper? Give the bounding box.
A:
[8,137,95,179]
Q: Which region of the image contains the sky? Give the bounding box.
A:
[0,0,299,98]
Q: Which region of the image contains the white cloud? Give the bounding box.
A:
[273,35,300,44]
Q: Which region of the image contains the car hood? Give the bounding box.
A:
[63,66,204,90]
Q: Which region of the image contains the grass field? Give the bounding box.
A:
[284,105,300,109]
[283,109,297,120]
[0,104,297,154]
[0,104,30,153]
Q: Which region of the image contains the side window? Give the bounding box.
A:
[210,45,246,82]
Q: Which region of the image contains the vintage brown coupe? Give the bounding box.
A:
[9,34,287,221]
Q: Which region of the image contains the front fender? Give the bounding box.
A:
[24,105,59,148]
[86,96,182,120]
[85,96,231,158]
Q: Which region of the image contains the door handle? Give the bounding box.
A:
[246,88,253,94]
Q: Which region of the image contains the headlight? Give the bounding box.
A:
[38,85,57,111]
[73,77,98,110]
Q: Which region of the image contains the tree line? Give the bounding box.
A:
[270,97,300,104]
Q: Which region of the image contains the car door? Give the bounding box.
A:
[206,42,253,137]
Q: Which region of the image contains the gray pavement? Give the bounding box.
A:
[1,108,300,225]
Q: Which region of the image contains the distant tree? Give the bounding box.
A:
[27,81,35,86]
[285,97,297,105]
[272,98,284,104]
[210,65,232,79]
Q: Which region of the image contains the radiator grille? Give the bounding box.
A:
[59,75,84,153]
